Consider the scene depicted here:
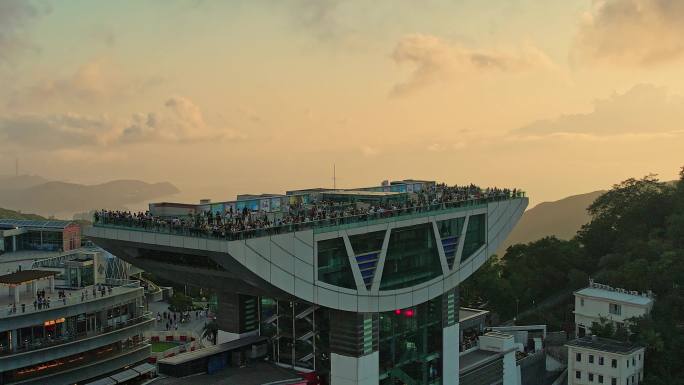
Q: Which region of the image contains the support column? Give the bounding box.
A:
[10,329,17,352]
[10,285,19,304]
[216,292,259,343]
[12,235,17,252]
[442,287,460,385]
[329,310,379,385]
[49,276,55,293]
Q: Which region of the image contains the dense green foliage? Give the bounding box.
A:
[168,292,194,312]
[462,167,684,385]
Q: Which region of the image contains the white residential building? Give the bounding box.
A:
[574,280,654,337]
[566,336,645,385]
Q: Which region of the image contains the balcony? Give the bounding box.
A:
[0,312,154,372]
[93,192,525,241]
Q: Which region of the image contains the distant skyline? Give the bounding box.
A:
[1,0,683,207]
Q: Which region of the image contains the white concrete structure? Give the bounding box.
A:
[566,336,645,385]
[478,332,521,385]
[574,280,654,337]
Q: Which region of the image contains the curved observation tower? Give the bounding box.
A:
[86,180,527,385]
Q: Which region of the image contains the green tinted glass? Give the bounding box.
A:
[461,214,486,262]
[317,237,356,289]
[380,223,442,290]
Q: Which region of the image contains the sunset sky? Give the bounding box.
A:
[1,0,683,206]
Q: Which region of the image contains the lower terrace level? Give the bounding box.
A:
[2,340,150,385]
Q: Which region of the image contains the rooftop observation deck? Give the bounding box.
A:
[93,189,525,242]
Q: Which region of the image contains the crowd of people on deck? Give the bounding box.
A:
[95,183,522,239]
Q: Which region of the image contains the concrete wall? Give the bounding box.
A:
[574,295,651,329]
[566,346,645,385]
[330,351,379,385]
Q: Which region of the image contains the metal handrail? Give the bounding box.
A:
[93,192,525,241]
[0,312,153,356]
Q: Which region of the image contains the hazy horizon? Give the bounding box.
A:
[1,0,683,210]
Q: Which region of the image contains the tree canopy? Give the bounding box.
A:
[462,166,684,385]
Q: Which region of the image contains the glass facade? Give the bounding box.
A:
[15,231,64,252]
[437,217,465,270]
[379,296,443,384]
[380,223,442,290]
[317,237,356,289]
[349,230,386,289]
[461,214,486,263]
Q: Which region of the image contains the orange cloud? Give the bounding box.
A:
[573,0,684,66]
[513,84,684,137]
[390,34,555,96]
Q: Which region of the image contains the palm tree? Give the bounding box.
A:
[202,319,219,345]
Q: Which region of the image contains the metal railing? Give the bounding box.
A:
[2,283,141,319]
[93,192,525,241]
[0,312,153,356]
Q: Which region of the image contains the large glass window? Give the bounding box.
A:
[317,238,356,289]
[437,218,465,269]
[349,231,386,255]
[350,231,385,289]
[461,214,486,263]
[380,223,442,290]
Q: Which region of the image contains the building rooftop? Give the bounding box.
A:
[566,336,643,354]
[152,361,303,385]
[459,349,500,373]
[575,286,653,306]
[96,182,525,241]
[0,270,57,285]
[0,219,76,230]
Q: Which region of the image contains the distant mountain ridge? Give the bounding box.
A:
[0,207,45,220]
[498,190,606,254]
[0,175,49,190]
[0,176,179,219]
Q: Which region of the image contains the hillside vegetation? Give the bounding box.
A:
[463,167,684,385]
[499,190,605,252]
[0,207,46,220]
